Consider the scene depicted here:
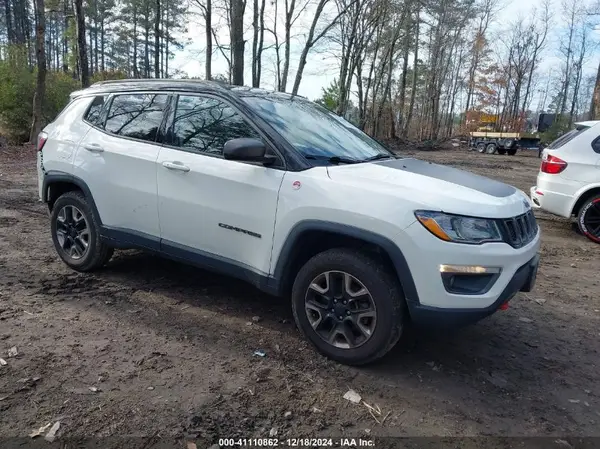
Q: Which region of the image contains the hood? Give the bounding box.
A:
[326,158,530,219]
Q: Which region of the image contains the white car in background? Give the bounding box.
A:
[530,121,600,243]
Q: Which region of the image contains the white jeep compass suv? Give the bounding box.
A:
[37,80,541,365]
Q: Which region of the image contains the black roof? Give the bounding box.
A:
[70,79,306,101]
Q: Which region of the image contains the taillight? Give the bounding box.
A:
[541,154,567,174]
[37,131,48,152]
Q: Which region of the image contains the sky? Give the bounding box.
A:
[170,0,600,103]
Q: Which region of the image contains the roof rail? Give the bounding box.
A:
[90,78,186,87]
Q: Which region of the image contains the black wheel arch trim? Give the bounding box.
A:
[42,171,104,226]
[271,220,420,306]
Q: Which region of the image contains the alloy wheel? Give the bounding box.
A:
[582,199,600,241]
[304,271,377,349]
[55,205,90,260]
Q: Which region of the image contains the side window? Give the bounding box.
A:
[83,95,106,127]
[105,93,168,142]
[172,95,261,156]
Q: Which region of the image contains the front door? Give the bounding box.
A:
[156,94,285,276]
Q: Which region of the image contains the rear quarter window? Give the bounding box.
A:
[83,95,107,127]
[546,126,589,150]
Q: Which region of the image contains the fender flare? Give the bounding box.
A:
[42,171,103,225]
[570,182,600,216]
[271,220,420,306]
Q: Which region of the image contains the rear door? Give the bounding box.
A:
[156,93,285,276]
[73,92,168,245]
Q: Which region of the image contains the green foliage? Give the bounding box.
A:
[539,119,571,145]
[315,78,341,112]
[0,47,125,142]
[90,70,128,83]
[0,47,35,142]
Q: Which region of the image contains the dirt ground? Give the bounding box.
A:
[0,144,599,448]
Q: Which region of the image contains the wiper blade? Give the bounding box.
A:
[362,153,395,162]
[304,155,360,164]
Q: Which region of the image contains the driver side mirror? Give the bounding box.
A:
[223,138,276,165]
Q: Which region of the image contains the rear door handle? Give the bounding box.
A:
[84,143,104,153]
[162,161,190,172]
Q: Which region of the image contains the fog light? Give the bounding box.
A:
[439,265,501,274]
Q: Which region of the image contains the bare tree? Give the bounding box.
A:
[30,0,46,142]
[230,0,245,85]
[74,0,89,86]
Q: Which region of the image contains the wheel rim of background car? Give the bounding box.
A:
[582,199,600,240]
[304,271,377,349]
[55,205,90,260]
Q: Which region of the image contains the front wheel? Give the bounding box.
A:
[50,191,114,271]
[577,195,600,244]
[291,248,405,365]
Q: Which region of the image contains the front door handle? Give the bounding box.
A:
[84,143,104,153]
[162,161,190,172]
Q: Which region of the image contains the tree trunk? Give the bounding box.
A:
[100,19,105,72]
[165,5,169,77]
[94,2,98,73]
[4,0,14,44]
[230,0,245,85]
[132,7,138,77]
[590,62,600,120]
[30,0,46,143]
[74,0,89,87]
[250,0,265,87]
[154,0,160,77]
[88,18,93,75]
[280,0,295,92]
[273,0,281,90]
[205,0,211,79]
[397,31,410,129]
[403,9,419,137]
[252,0,258,86]
[291,0,336,96]
[62,0,68,72]
[144,0,150,78]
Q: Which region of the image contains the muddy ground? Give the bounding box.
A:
[0,145,599,448]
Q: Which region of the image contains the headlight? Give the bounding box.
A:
[414,210,503,244]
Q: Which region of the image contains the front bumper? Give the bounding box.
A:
[396,218,541,328]
[409,254,539,328]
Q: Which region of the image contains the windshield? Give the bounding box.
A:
[241,95,394,163]
[546,126,589,150]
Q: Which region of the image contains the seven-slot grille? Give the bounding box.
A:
[499,210,538,248]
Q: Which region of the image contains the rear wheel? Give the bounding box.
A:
[485,143,497,154]
[497,148,507,155]
[577,195,600,244]
[291,248,405,365]
[476,142,486,153]
[507,148,518,155]
[51,191,114,271]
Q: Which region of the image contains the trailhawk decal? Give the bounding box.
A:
[375,158,516,198]
[218,223,262,239]
[579,198,600,242]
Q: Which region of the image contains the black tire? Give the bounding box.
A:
[291,248,405,365]
[577,195,600,244]
[50,191,114,272]
[485,143,497,154]
[476,142,486,153]
[497,148,507,155]
[507,148,518,155]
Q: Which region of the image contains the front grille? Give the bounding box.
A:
[499,210,538,248]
